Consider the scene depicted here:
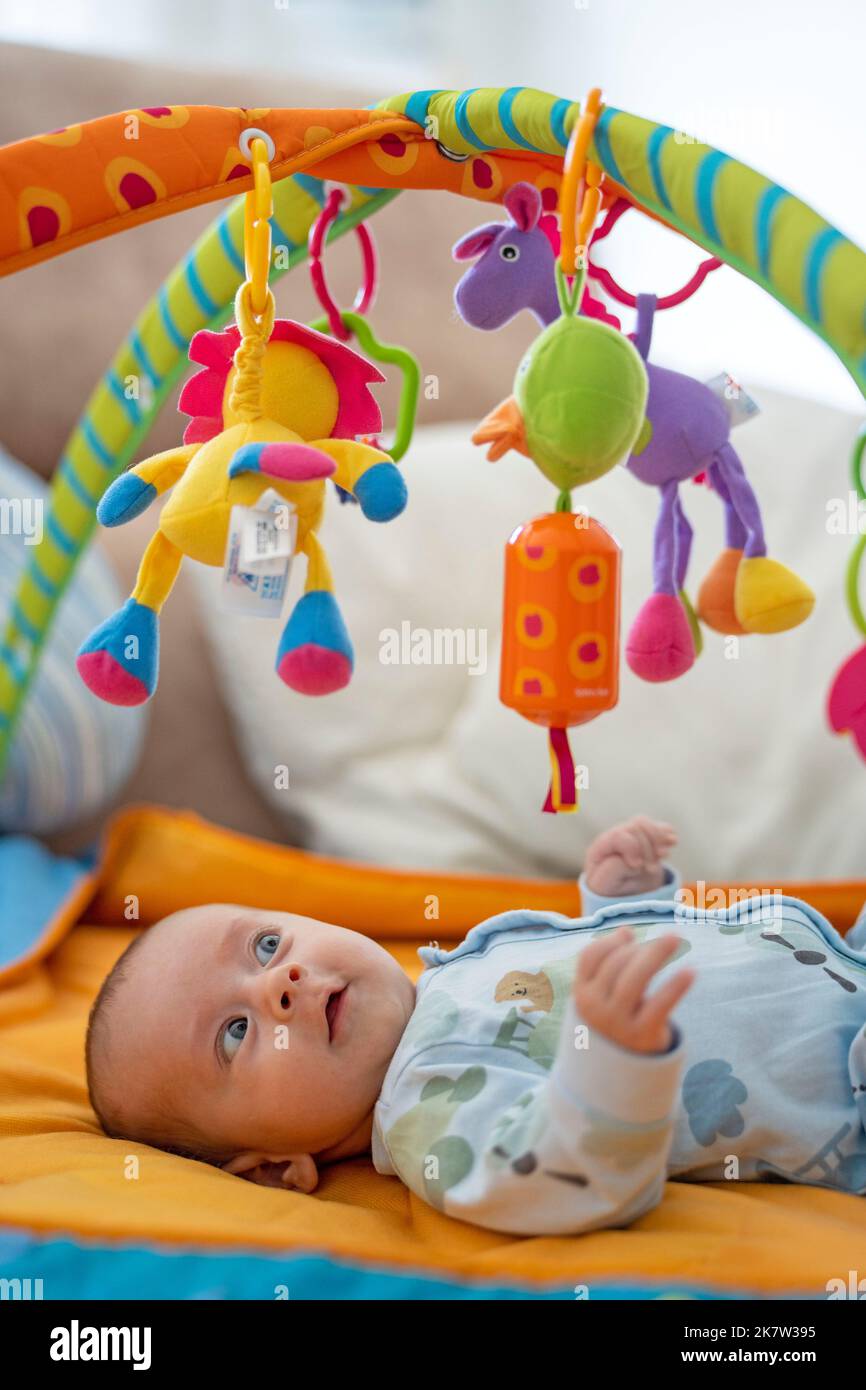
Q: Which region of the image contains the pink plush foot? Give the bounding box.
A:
[76,651,151,706]
[277,644,353,696]
[626,593,696,683]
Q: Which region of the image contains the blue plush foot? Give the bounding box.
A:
[97,473,158,527]
[77,598,159,705]
[353,461,407,521]
[276,591,354,695]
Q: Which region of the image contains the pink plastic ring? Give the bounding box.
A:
[586,197,722,310]
[309,188,378,341]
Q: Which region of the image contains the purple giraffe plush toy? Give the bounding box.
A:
[453,182,814,682]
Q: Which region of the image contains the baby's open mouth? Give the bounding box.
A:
[326,986,347,1042]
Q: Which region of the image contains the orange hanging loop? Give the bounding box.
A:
[240,130,274,319]
[578,160,603,254]
[559,87,603,277]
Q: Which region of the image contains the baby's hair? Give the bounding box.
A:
[85,930,229,1169]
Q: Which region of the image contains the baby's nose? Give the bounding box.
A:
[269,963,303,1016]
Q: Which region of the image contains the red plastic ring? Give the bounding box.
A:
[309,188,378,341]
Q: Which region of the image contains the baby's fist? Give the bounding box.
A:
[584,816,677,899]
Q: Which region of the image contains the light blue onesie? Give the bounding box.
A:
[371,872,866,1234]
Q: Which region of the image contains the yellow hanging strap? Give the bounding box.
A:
[559,87,604,277]
[244,136,273,317]
[229,137,276,421]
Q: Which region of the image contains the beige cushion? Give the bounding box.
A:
[191,392,866,880]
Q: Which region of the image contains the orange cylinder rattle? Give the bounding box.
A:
[500,511,621,812]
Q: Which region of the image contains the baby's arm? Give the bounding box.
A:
[581,816,680,915]
[378,938,692,1236]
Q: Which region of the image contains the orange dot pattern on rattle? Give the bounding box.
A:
[500,512,621,730]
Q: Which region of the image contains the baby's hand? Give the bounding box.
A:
[574,926,694,1054]
[584,816,677,899]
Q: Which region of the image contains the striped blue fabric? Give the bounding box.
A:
[498,87,541,152]
[694,150,730,247]
[0,449,146,834]
[647,125,673,210]
[754,184,788,279]
[454,88,486,150]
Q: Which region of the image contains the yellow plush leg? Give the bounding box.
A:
[301,530,335,595]
[734,557,815,634]
[132,530,184,613]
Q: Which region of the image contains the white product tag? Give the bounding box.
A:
[704,372,761,428]
[239,487,297,565]
[221,490,296,619]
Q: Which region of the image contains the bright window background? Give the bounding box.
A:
[2,0,863,409]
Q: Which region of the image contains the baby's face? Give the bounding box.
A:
[109,904,416,1161]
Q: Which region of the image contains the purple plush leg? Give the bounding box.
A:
[652,480,680,595]
[627,481,696,682]
[711,443,766,558]
[707,459,748,550]
[672,493,693,591]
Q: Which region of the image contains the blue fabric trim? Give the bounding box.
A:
[498,87,540,151]
[28,563,60,599]
[647,126,673,211]
[10,600,39,645]
[549,97,573,149]
[183,257,218,317]
[46,514,76,556]
[403,89,442,128]
[754,185,788,279]
[0,640,27,683]
[292,172,326,206]
[80,418,113,468]
[58,458,98,509]
[593,106,627,188]
[0,839,88,972]
[694,150,730,247]
[269,215,296,253]
[129,329,161,389]
[804,227,844,325]
[217,215,245,273]
[0,1229,770,1300]
[157,286,189,352]
[106,369,143,423]
[454,89,487,151]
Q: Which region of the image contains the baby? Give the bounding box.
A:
[86,816,866,1234]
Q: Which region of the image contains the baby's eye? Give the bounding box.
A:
[255,932,280,965]
[222,1017,248,1060]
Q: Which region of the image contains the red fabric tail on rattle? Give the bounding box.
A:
[543,727,578,813]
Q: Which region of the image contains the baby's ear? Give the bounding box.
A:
[223,1151,318,1194]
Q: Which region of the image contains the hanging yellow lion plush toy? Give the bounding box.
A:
[77,283,406,705]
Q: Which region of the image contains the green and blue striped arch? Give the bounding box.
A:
[1,85,863,774]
